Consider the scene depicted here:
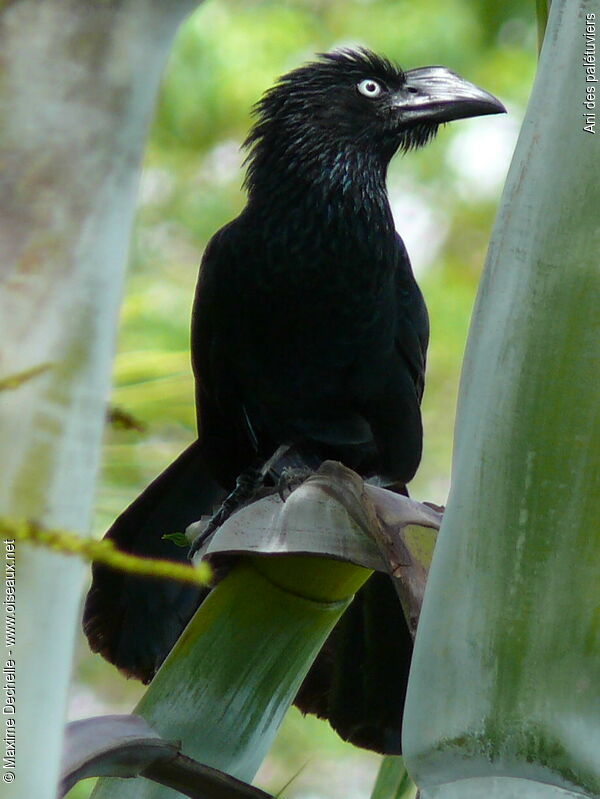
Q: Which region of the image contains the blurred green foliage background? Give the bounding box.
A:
[69,1,537,796]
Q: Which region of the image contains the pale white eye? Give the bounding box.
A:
[357,78,383,98]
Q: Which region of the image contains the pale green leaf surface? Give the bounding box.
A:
[404,0,600,795]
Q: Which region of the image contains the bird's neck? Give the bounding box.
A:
[245,141,394,233]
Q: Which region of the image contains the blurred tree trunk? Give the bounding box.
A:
[0,2,199,796]
[403,0,600,796]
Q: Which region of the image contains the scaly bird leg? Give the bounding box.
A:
[188,444,292,559]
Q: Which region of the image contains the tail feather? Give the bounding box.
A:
[83,440,225,683]
[295,571,412,755]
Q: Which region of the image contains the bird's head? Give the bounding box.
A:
[244,48,505,197]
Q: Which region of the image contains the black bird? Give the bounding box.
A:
[84,49,504,754]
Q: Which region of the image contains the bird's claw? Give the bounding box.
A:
[188,465,266,560]
[277,466,314,502]
[188,515,220,560]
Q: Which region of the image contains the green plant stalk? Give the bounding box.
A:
[92,556,371,798]
[403,0,600,796]
[0,516,211,586]
[371,757,418,799]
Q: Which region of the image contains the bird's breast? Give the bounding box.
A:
[229,255,397,403]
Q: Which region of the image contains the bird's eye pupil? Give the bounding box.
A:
[357,79,383,98]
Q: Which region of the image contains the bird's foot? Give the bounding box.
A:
[188,466,264,559]
[277,466,314,502]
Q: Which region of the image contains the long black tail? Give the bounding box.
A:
[83,440,225,683]
[296,570,412,754]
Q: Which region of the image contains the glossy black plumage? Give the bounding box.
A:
[84,49,504,754]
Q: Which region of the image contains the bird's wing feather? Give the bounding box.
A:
[393,234,429,401]
[191,224,257,487]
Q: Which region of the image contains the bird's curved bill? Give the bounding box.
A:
[394,66,506,123]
